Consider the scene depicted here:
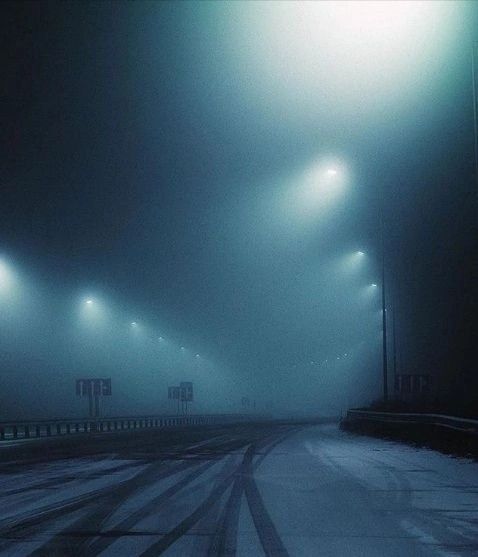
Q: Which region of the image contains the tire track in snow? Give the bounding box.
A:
[207,427,296,557]
[0,453,217,553]
[139,427,295,556]
[25,435,256,556]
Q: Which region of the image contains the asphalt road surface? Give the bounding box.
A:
[0,421,476,556]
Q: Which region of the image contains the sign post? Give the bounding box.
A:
[76,378,112,418]
[180,382,193,415]
[168,386,180,415]
[168,382,193,415]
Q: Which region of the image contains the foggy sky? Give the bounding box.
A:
[2,1,477,418]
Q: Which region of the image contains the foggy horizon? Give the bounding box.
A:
[2,0,477,419]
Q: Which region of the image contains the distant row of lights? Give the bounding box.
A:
[355,251,378,287]
[291,352,351,369]
[84,299,200,358]
[288,249,379,370]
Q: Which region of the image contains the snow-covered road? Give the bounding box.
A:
[0,423,476,556]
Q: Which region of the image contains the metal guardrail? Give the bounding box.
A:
[346,409,478,435]
[0,413,256,441]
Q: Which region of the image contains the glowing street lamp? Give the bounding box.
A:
[234,1,459,118]
[0,258,15,295]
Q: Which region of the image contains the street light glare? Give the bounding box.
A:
[86,299,93,305]
[293,158,348,216]
[357,251,365,256]
[0,258,15,293]
[231,1,460,120]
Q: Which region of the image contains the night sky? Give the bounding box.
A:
[2,1,477,417]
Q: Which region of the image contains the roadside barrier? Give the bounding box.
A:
[0,414,256,441]
[342,410,478,458]
[344,409,478,435]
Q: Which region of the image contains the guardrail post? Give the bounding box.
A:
[66,424,71,434]
[12,426,18,439]
[36,425,41,437]
[24,425,30,438]
[46,425,51,436]
[56,424,61,436]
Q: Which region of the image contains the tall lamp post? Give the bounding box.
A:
[472,42,478,193]
[325,167,389,401]
[380,204,388,402]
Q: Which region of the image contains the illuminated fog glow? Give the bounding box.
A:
[0,259,15,294]
[78,295,108,327]
[331,250,369,278]
[284,158,349,220]
[229,1,461,118]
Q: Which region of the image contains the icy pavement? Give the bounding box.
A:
[253,424,478,557]
[0,423,476,556]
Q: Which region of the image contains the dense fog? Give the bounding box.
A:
[1,1,477,420]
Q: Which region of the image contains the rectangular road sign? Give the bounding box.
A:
[168,386,180,400]
[180,382,193,402]
[76,378,112,397]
